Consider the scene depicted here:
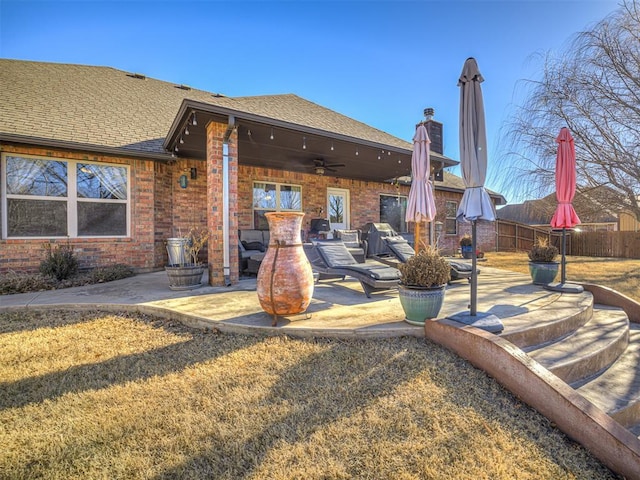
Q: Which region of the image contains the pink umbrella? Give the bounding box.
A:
[550,128,581,229]
[550,127,581,286]
[405,123,436,253]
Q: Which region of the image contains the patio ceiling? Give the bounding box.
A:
[166,102,458,184]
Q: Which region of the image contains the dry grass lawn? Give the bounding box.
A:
[481,252,640,303]
[0,310,620,479]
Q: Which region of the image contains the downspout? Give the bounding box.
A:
[222,115,235,286]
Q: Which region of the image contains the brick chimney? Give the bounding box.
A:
[423,107,443,155]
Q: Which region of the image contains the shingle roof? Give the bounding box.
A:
[496,190,619,225]
[0,59,415,157]
[437,170,505,204]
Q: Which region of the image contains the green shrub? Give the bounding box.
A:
[40,241,79,280]
[88,264,135,283]
[0,271,58,295]
[1,264,136,295]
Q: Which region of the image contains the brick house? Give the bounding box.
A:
[0,59,505,285]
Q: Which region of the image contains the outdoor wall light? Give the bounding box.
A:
[179,174,188,188]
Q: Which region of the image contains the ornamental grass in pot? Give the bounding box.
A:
[459,234,473,259]
[528,237,559,285]
[398,246,451,326]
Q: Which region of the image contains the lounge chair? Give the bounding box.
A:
[305,241,401,298]
[381,236,477,283]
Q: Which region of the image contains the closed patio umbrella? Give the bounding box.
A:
[405,123,436,253]
[547,127,583,293]
[448,57,501,333]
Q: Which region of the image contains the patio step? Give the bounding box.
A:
[573,323,640,431]
[525,305,630,384]
[499,290,593,349]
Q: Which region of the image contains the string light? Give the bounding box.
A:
[302,136,306,149]
[191,112,197,126]
[185,125,190,135]
[270,128,274,140]
[331,141,334,151]
[179,136,184,144]
[355,147,359,156]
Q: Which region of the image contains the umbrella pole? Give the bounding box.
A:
[470,220,478,316]
[415,222,423,254]
[561,227,567,284]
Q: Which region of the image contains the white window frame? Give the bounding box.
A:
[445,200,458,235]
[252,181,302,229]
[1,153,131,239]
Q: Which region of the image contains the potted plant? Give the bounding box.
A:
[165,227,209,290]
[528,237,559,285]
[459,234,473,259]
[397,246,451,326]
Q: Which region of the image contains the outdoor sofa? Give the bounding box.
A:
[304,240,401,298]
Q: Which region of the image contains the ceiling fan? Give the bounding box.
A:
[309,158,346,176]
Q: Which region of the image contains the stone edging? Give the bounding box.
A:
[581,283,640,323]
[424,319,640,480]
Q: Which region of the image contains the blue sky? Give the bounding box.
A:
[0,0,620,203]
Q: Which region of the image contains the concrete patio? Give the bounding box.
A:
[0,266,569,338]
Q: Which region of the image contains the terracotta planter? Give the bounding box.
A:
[398,284,447,326]
[257,212,314,325]
[528,261,559,285]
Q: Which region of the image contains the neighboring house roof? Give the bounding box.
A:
[0,59,442,162]
[497,189,619,225]
[436,171,506,205]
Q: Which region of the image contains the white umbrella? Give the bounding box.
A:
[405,123,436,253]
[449,57,502,333]
[457,57,496,225]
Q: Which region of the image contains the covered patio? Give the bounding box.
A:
[164,99,460,286]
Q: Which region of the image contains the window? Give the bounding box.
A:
[445,201,458,235]
[2,154,129,238]
[380,194,408,233]
[252,182,302,229]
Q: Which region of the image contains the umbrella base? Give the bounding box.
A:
[447,311,503,333]
[544,282,584,294]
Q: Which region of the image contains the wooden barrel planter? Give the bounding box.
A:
[165,265,205,290]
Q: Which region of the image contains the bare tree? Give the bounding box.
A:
[498,0,640,220]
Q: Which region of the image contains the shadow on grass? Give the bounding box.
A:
[0,309,99,335]
[0,325,262,410]
[152,338,429,479]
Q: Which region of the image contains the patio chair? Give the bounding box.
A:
[382,236,477,283]
[306,241,401,298]
[334,229,367,262]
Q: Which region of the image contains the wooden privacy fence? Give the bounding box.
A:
[570,231,640,259]
[496,220,564,252]
[496,220,640,259]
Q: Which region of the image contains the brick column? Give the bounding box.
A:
[206,120,239,285]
